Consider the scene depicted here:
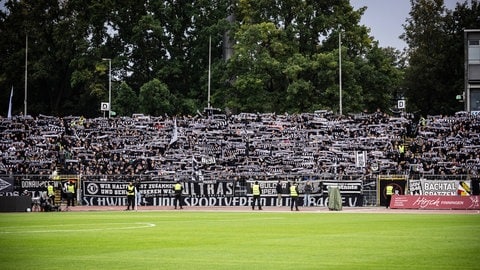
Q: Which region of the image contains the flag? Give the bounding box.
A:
[169,118,178,145]
[191,156,202,182]
[7,86,13,119]
[355,151,366,168]
[457,181,471,196]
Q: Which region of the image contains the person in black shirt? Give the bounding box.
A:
[303,181,313,207]
[276,180,283,207]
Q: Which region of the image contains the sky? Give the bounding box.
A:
[350,0,460,51]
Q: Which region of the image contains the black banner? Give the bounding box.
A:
[1,176,365,207]
[82,179,363,207]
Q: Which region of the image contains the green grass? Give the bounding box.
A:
[0,211,479,270]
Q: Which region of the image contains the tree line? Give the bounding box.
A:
[0,0,479,118]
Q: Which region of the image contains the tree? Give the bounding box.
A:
[0,0,72,115]
[139,79,175,116]
[0,0,406,117]
[224,22,291,113]
[354,44,404,113]
[220,0,391,114]
[402,0,479,116]
[114,82,139,116]
[0,0,117,116]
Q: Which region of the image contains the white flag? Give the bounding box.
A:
[7,86,13,119]
[355,151,366,168]
[169,118,178,145]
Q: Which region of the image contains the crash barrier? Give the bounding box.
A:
[0,196,31,212]
[0,175,80,212]
[0,174,478,210]
[390,195,480,210]
[379,176,480,209]
[82,179,363,207]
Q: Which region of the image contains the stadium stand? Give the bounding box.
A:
[0,111,479,182]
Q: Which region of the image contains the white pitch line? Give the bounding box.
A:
[0,222,156,234]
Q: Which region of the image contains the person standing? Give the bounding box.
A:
[290,182,299,211]
[135,180,142,207]
[126,182,135,210]
[385,184,394,209]
[276,180,283,207]
[251,181,262,210]
[47,181,55,206]
[303,181,313,207]
[173,181,183,209]
[65,181,76,209]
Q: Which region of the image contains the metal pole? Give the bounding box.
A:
[134,188,137,211]
[102,58,112,118]
[24,33,28,116]
[338,25,342,116]
[207,36,212,109]
[108,59,111,118]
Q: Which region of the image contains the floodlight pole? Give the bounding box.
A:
[102,58,112,118]
[207,36,212,109]
[24,33,28,116]
[338,25,343,116]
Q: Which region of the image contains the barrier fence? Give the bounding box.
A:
[0,174,478,210]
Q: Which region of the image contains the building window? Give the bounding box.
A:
[469,40,480,64]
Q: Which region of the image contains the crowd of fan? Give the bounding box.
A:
[0,110,479,181]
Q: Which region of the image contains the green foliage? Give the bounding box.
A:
[402,0,479,116]
[225,22,289,112]
[139,79,174,116]
[355,45,404,112]
[223,0,398,114]
[114,82,138,116]
[2,0,471,117]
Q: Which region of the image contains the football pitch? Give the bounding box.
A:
[0,210,479,270]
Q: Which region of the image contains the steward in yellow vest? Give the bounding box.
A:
[251,181,262,210]
[173,182,183,209]
[290,183,299,211]
[385,184,394,209]
[47,182,55,204]
[66,181,75,208]
[126,182,135,210]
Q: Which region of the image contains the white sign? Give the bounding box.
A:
[101,102,110,111]
[397,100,406,109]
